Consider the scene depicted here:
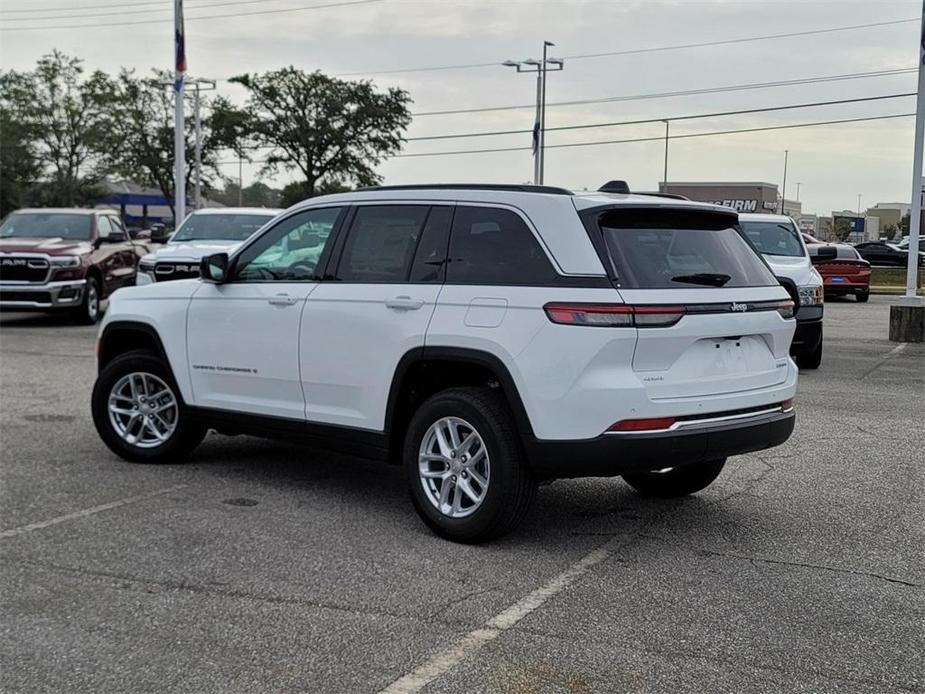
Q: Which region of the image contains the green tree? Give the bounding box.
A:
[98,70,235,217]
[219,69,411,201]
[3,52,112,206]
[0,74,42,216]
[833,218,852,242]
[279,179,352,208]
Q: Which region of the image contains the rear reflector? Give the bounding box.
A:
[543,303,684,328]
[608,417,677,432]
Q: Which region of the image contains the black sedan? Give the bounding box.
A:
[854,241,924,267]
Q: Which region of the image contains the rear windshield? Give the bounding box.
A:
[739,219,804,257]
[0,212,92,240]
[171,213,275,242]
[595,208,778,289]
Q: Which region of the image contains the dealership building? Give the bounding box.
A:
[658,181,785,214]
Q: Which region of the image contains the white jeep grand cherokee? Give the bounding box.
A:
[92,184,797,543]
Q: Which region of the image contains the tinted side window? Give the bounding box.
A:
[447,206,556,285]
[410,206,453,283]
[235,207,342,282]
[335,205,429,283]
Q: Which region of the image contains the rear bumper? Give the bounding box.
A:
[0,279,87,312]
[525,408,795,480]
[823,277,869,292]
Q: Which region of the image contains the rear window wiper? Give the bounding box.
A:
[671,272,732,287]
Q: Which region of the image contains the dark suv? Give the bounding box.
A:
[0,208,149,324]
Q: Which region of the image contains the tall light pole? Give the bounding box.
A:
[662,120,670,188]
[857,193,862,219]
[503,41,564,185]
[795,182,802,202]
[189,78,216,210]
[890,0,925,342]
[173,0,186,226]
[779,149,789,215]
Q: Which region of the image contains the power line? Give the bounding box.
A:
[411,67,917,117]
[335,18,919,77]
[405,93,915,142]
[1,0,280,21]
[0,0,267,14]
[0,0,384,30]
[212,112,913,164]
[393,112,914,158]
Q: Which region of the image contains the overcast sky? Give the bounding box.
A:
[1,0,921,216]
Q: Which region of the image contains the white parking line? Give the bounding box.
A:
[378,540,618,694]
[0,484,188,539]
[885,343,908,358]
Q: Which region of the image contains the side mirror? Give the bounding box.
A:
[814,245,838,261]
[200,253,230,283]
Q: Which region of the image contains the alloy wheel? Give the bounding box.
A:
[418,416,490,519]
[107,372,178,448]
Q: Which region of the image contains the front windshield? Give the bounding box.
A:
[171,213,275,242]
[0,212,92,241]
[739,220,804,257]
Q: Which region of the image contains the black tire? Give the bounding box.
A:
[91,350,207,463]
[73,276,101,325]
[404,387,536,543]
[796,337,823,370]
[622,459,726,498]
[856,290,870,303]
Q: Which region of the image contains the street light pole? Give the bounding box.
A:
[662,120,669,188]
[503,42,564,185]
[188,78,216,211]
[780,149,789,215]
[796,182,802,202]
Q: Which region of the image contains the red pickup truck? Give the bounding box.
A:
[0,208,150,323]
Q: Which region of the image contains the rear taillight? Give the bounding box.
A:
[608,417,677,432]
[543,303,685,328]
[776,300,795,320]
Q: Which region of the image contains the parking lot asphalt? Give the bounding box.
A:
[1,295,922,694]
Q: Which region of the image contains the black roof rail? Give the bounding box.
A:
[356,183,574,195]
[598,180,630,194]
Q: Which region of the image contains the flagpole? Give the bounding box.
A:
[174,0,186,227]
[533,72,542,185]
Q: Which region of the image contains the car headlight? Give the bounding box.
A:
[50,256,81,267]
[797,284,824,306]
[139,259,156,273]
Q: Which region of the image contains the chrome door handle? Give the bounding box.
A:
[267,293,298,306]
[385,296,424,310]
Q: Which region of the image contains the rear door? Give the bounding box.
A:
[299,204,451,430]
[590,206,795,401]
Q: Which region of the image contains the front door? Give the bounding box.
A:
[300,204,452,430]
[186,206,345,420]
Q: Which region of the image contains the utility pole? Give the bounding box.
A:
[503,42,564,185]
[238,158,244,206]
[173,0,186,227]
[796,182,802,202]
[780,149,789,215]
[189,78,216,210]
[662,120,670,188]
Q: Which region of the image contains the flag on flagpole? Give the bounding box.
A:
[174,0,186,92]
